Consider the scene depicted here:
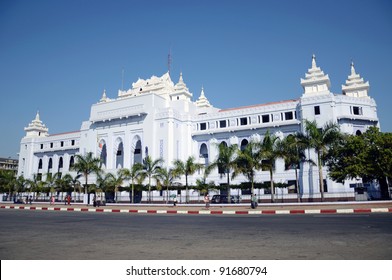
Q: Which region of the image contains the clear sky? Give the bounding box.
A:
[1,0,391,159]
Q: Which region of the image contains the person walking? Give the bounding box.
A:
[50,196,55,205]
[173,195,177,207]
[67,195,71,205]
[204,193,210,209]
[251,193,258,209]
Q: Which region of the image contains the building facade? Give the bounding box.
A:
[0,157,18,174]
[17,56,379,202]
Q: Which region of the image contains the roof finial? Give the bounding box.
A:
[350,60,356,76]
[311,54,317,68]
[35,110,40,121]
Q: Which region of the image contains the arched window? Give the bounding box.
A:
[240,139,249,151]
[38,159,43,170]
[199,143,208,166]
[69,156,74,168]
[116,141,124,169]
[58,157,63,170]
[356,130,362,136]
[220,141,228,148]
[48,158,53,171]
[100,143,107,169]
[133,140,142,164]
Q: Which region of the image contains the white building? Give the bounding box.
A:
[17,56,379,202]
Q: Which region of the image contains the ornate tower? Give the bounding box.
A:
[300,54,331,96]
[24,111,49,137]
[342,62,370,98]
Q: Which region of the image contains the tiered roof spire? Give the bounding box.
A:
[172,72,192,100]
[24,111,49,137]
[300,54,331,96]
[195,86,211,108]
[342,61,370,98]
[99,89,109,103]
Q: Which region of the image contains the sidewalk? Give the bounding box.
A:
[1,201,392,215]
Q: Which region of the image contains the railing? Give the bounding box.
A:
[1,190,385,204]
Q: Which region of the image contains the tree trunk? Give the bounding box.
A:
[270,169,275,203]
[318,153,325,202]
[379,177,391,200]
[131,183,134,204]
[295,167,301,202]
[85,173,89,205]
[185,175,189,204]
[227,171,231,204]
[148,176,151,203]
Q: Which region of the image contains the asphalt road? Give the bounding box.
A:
[1,209,391,260]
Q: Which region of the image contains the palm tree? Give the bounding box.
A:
[106,170,125,202]
[303,120,342,202]
[208,143,239,203]
[62,173,82,202]
[95,171,113,202]
[119,163,144,203]
[45,172,61,200]
[257,131,280,203]
[276,133,311,202]
[71,152,102,204]
[233,141,262,196]
[195,167,216,202]
[0,170,16,200]
[26,174,45,201]
[155,167,179,203]
[15,175,27,199]
[140,156,164,203]
[172,156,204,203]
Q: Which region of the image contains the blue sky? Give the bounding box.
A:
[1,0,391,159]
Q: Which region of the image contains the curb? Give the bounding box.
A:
[1,205,392,215]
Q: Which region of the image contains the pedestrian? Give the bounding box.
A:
[204,193,210,209]
[251,194,258,209]
[50,196,55,205]
[64,195,67,205]
[173,195,177,207]
[67,194,71,205]
[29,195,32,204]
[96,195,100,207]
[93,195,96,207]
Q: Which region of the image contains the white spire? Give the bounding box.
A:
[172,72,192,101]
[24,111,49,137]
[195,86,211,108]
[35,111,40,121]
[342,61,370,98]
[99,89,109,103]
[311,54,317,69]
[300,54,331,96]
[350,61,356,76]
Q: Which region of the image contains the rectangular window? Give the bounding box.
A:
[262,114,270,123]
[285,112,293,120]
[353,106,362,115]
[200,123,207,130]
[314,106,320,115]
[240,117,248,126]
[50,143,53,148]
[71,140,75,146]
[61,141,64,147]
[40,144,43,149]
[219,120,227,128]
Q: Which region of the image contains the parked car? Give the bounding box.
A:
[211,195,241,204]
